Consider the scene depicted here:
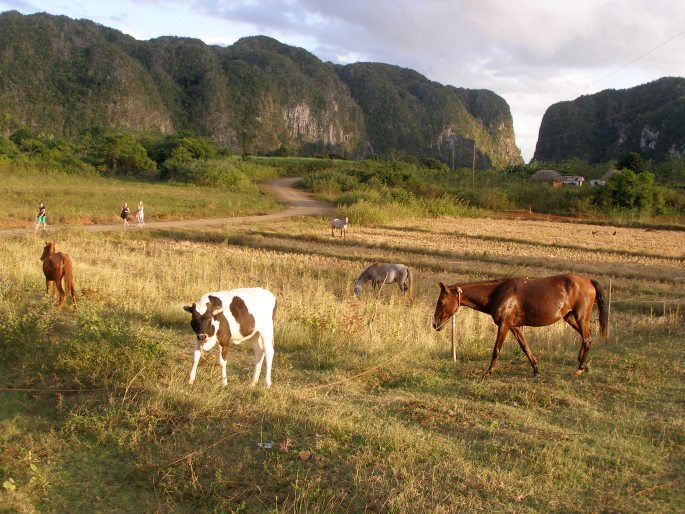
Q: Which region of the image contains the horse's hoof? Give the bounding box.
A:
[574,369,585,376]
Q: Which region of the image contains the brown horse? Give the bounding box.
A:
[40,241,76,308]
[432,274,608,376]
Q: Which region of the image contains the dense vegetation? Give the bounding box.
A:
[535,77,685,163]
[295,156,685,224]
[0,128,288,227]
[1,124,684,227]
[0,11,521,166]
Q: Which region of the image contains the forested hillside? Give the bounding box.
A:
[534,77,685,163]
[0,10,522,167]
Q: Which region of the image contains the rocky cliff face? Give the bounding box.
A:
[534,77,685,163]
[0,11,522,167]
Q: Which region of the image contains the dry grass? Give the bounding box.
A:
[0,215,683,513]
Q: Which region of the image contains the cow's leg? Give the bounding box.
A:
[219,344,229,386]
[262,330,275,388]
[510,327,540,375]
[485,323,510,376]
[251,333,265,386]
[188,343,202,384]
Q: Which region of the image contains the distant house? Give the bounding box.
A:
[562,175,585,186]
[589,169,621,187]
[530,169,563,183]
[530,170,584,187]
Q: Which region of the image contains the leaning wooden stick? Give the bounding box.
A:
[451,315,457,362]
[607,279,612,339]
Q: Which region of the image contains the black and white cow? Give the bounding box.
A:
[183,288,277,387]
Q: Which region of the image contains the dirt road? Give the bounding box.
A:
[0,177,333,238]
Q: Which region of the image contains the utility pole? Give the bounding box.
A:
[451,139,455,171]
[471,138,476,189]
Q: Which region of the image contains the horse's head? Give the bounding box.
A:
[40,240,55,261]
[353,281,362,297]
[432,282,462,331]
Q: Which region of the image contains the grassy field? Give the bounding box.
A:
[0,215,683,512]
[0,161,282,228]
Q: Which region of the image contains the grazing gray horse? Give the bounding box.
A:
[353,263,414,300]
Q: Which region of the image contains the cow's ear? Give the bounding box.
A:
[183,304,194,313]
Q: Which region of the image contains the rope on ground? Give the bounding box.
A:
[612,297,685,304]
[299,342,417,392]
[0,386,146,393]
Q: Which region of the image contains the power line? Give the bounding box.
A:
[532,28,685,156]
[584,28,685,92]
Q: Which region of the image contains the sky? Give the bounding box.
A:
[1,1,684,162]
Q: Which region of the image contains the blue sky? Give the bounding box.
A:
[1,0,684,162]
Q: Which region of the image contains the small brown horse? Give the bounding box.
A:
[40,241,76,308]
[432,274,608,376]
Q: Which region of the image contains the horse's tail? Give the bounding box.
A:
[63,254,76,304]
[406,268,414,301]
[591,279,608,340]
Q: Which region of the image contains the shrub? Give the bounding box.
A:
[0,136,19,157]
[594,170,664,215]
[181,160,257,192]
[52,303,167,388]
[337,188,382,206]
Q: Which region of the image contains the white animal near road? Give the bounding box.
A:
[331,217,349,238]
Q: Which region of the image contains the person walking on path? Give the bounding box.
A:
[120,202,130,228]
[35,202,47,231]
[135,201,144,227]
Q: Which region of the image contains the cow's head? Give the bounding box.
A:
[183,297,225,351]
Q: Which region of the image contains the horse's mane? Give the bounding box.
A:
[454,278,507,289]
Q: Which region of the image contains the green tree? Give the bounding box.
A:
[594,169,663,214]
[90,130,156,175]
[617,152,646,173]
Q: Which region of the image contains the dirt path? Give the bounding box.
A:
[0,177,333,238]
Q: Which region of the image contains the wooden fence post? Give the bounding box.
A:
[607,279,612,339]
[451,315,457,362]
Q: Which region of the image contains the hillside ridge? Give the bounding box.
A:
[0,10,522,167]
